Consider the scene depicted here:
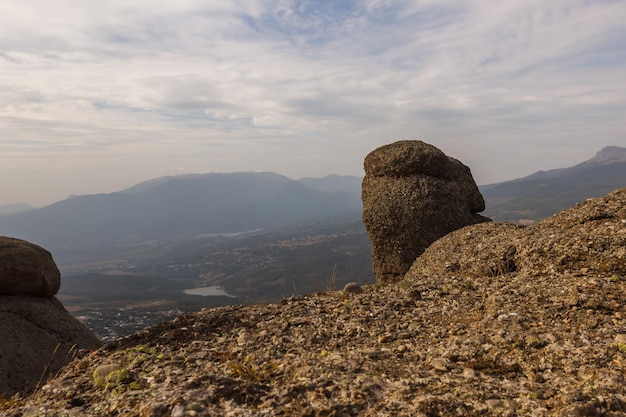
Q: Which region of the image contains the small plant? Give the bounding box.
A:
[34,342,64,392]
[227,354,279,382]
[0,394,23,411]
[327,264,337,291]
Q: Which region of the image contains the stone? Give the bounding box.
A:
[407,188,626,281]
[0,236,61,297]
[0,295,102,395]
[342,282,363,294]
[362,140,489,283]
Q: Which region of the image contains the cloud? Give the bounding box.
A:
[0,0,625,205]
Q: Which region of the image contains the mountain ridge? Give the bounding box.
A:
[0,172,362,251]
[480,145,626,221]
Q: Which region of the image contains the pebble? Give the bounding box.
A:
[93,363,122,380]
[430,358,449,372]
[615,334,626,344]
[237,330,256,346]
[343,282,363,294]
[462,368,477,379]
[171,405,185,417]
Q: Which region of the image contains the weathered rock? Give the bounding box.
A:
[342,281,363,294]
[407,187,626,281]
[0,236,61,297]
[0,295,102,395]
[362,140,489,283]
[407,222,525,280]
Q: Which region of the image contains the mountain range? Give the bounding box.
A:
[0,172,362,251]
[480,145,626,221]
[1,145,624,341]
[1,145,625,259]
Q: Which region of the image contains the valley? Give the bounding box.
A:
[56,218,374,341]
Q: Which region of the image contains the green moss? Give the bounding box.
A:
[128,381,145,391]
[134,345,156,355]
[93,366,137,392]
[612,342,626,353]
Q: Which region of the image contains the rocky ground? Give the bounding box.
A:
[3,189,626,416]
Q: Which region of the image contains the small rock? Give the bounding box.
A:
[462,368,477,379]
[405,288,422,300]
[171,404,185,417]
[361,349,380,359]
[615,334,626,344]
[93,363,122,383]
[237,330,256,346]
[343,282,363,294]
[430,358,449,372]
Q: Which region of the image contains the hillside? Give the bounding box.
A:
[0,203,32,217]
[481,146,626,222]
[0,172,362,251]
[4,188,626,416]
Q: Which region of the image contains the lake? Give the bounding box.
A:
[183,286,236,298]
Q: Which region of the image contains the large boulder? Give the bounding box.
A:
[0,236,101,396]
[407,187,626,281]
[0,295,102,395]
[362,140,489,283]
[0,237,60,297]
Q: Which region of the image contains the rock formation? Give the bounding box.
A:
[362,140,489,283]
[406,187,626,282]
[0,237,101,396]
[0,237,60,297]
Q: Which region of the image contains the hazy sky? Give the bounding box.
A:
[1,1,625,207]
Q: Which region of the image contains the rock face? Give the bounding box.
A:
[407,187,626,281]
[0,237,61,297]
[0,295,102,395]
[0,236,101,396]
[362,140,489,283]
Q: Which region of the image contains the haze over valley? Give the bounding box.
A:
[1,146,625,340]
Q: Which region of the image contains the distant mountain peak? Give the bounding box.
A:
[584,146,626,166]
[0,203,33,217]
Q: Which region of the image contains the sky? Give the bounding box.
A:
[1,0,625,207]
